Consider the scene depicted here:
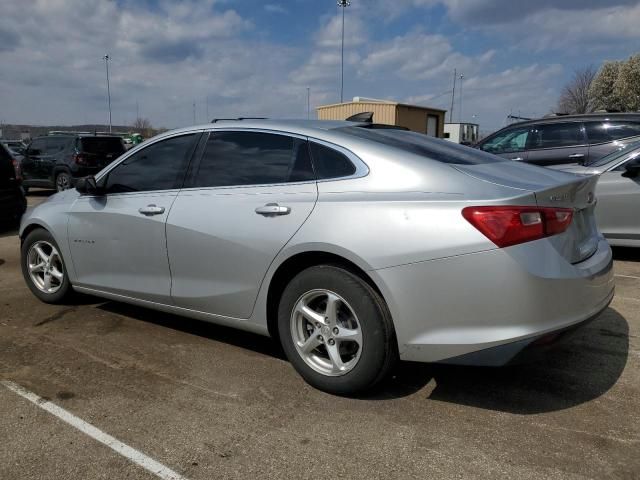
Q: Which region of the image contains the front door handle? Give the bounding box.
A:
[510,157,523,161]
[255,203,291,216]
[568,153,585,159]
[138,204,165,216]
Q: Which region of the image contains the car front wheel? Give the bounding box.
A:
[21,228,72,303]
[278,265,397,395]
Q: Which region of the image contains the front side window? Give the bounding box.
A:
[527,123,584,149]
[480,127,530,154]
[193,131,315,188]
[585,121,640,144]
[105,134,196,193]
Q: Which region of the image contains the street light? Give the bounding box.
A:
[337,0,350,103]
[103,54,112,133]
[458,73,464,123]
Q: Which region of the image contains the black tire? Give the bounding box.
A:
[55,171,72,192]
[21,228,73,304]
[278,265,397,395]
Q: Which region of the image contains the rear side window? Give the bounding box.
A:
[527,123,584,149]
[80,137,125,155]
[28,138,47,155]
[309,142,356,179]
[45,137,71,154]
[342,126,502,164]
[105,134,196,193]
[585,121,640,143]
[193,132,315,188]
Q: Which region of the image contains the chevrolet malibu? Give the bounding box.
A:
[19,120,615,395]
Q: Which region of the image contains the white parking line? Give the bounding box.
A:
[615,274,640,280]
[1,380,189,480]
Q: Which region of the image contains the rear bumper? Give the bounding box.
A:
[373,236,615,364]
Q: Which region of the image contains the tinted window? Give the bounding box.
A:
[585,121,640,143]
[342,126,502,164]
[45,137,71,154]
[80,137,125,155]
[479,127,530,154]
[309,142,356,178]
[28,138,47,155]
[586,140,640,167]
[105,134,196,193]
[194,132,314,188]
[527,123,584,149]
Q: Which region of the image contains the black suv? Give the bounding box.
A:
[0,143,26,226]
[21,134,126,192]
[476,113,640,166]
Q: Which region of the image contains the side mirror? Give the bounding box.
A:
[75,175,102,195]
[622,160,640,178]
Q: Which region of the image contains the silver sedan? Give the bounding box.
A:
[19,120,614,395]
[551,142,640,247]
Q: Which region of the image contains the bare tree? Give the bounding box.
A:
[132,117,153,137]
[557,65,598,114]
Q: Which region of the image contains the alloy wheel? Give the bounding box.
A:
[27,241,65,294]
[290,289,363,376]
[56,173,70,192]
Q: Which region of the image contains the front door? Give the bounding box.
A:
[526,122,588,166]
[21,138,47,183]
[167,130,318,319]
[67,133,199,303]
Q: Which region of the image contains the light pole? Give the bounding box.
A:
[449,68,456,123]
[337,0,350,103]
[458,73,464,122]
[103,54,112,133]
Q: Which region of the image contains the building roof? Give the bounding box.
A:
[317,98,446,113]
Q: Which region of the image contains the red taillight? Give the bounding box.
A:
[11,158,21,180]
[462,206,573,248]
[73,153,88,165]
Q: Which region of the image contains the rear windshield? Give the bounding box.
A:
[338,127,503,165]
[79,137,125,155]
[586,140,640,167]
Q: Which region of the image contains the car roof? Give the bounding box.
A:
[503,112,640,129]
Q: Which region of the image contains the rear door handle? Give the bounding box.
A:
[568,153,585,158]
[255,203,291,216]
[138,204,165,216]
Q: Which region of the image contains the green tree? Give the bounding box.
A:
[614,54,640,112]
[590,61,623,111]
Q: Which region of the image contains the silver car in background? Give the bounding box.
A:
[19,120,614,395]
[551,141,640,247]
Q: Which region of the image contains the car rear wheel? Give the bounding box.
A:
[55,172,72,192]
[278,265,397,395]
[21,229,72,303]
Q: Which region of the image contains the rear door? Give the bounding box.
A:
[40,137,70,180]
[166,130,318,318]
[21,138,46,182]
[585,120,640,163]
[525,122,588,166]
[594,156,640,243]
[478,125,530,161]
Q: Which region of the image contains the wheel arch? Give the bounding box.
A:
[265,250,389,344]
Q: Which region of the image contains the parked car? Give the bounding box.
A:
[1,139,27,158]
[0,143,26,226]
[19,119,614,395]
[21,134,126,192]
[550,141,640,247]
[476,113,640,166]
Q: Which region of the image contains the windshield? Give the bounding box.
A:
[338,127,503,165]
[587,141,640,167]
[79,137,125,155]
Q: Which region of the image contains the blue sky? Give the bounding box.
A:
[1,0,638,132]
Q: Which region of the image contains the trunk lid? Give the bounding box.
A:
[453,161,600,263]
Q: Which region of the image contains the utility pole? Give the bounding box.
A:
[307,87,310,119]
[103,54,112,133]
[449,68,456,123]
[337,0,350,103]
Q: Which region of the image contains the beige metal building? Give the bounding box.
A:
[316,97,447,137]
